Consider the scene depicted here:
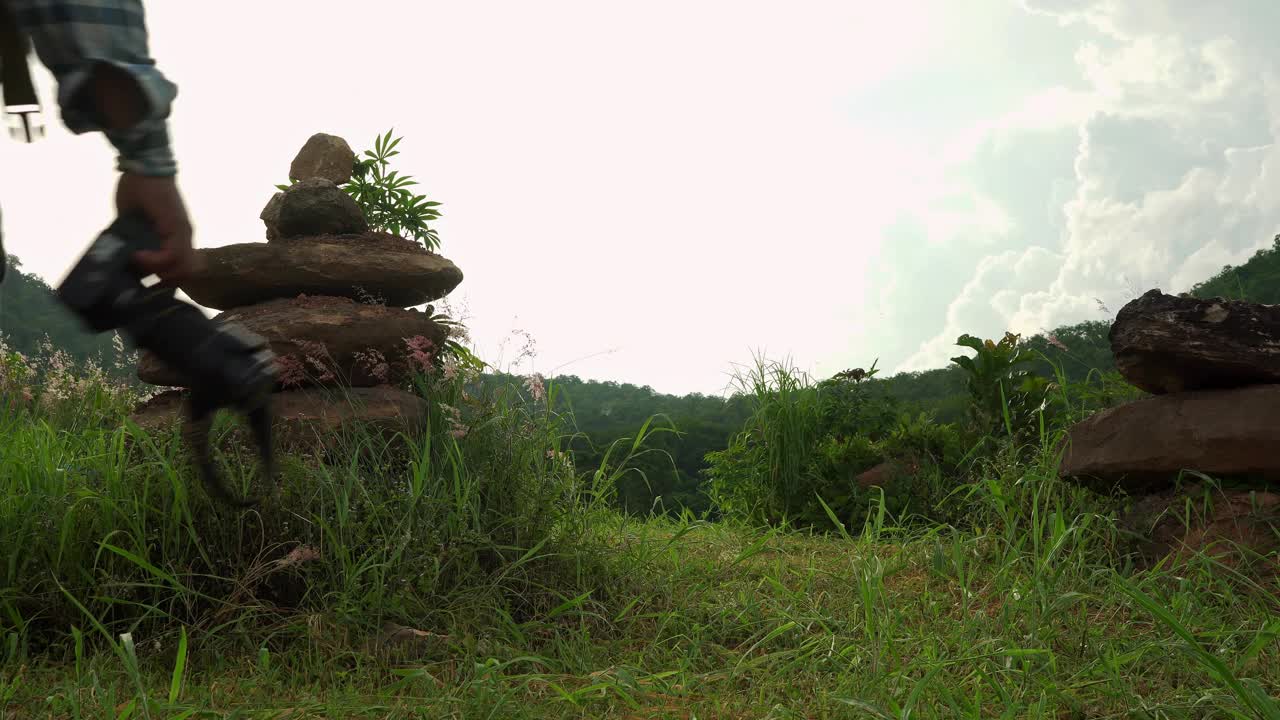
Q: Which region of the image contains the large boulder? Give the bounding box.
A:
[130,385,429,451]
[289,133,356,185]
[138,295,448,389]
[179,234,463,310]
[1111,289,1280,394]
[274,178,368,239]
[1059,384,1280,493]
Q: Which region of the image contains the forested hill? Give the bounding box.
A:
[482,372,755,515]
[1189,234,1280,302]
[0,254,119,364]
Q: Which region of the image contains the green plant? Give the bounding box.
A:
[705,357,824,527]
[951,332,1057,441]
[346,129,443,250]
[277,129,443,250]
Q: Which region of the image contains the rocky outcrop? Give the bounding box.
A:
[139,296,447,389]
[1111,289,1280,394]
[1060,385,1280,493]
[132,132,458,449]
[289,132,356,185]
[274,178,367,239]
[1061,289,1280,569]
[178,235,462,310]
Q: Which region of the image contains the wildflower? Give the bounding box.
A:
[405,335,436,373]
[442,355,459,381]
[1045,333,1069,353]
[438,402,469,439]
[354,348,390,385]
[447,322,473,345]
[523,372,546,402]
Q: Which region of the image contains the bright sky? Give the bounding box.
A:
[2,1,1278,396]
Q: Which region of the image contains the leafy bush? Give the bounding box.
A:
[705,358,824,526]
[706,358,967,530]
[951,332,1059,442]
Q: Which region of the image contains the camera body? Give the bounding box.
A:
[57,214,278,505]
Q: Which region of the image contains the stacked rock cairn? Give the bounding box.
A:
[132,132,464,447]
[1059,289,1280,566]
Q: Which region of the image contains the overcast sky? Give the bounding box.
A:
[2,0,1277,396]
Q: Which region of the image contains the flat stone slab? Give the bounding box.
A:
[1059,384,1280,493]
[180,234,462,310]
[1111,289,1280,394]
[130,385,428,450]
[139,295,448,389]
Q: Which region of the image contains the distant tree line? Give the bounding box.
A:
[10,231,1280,517]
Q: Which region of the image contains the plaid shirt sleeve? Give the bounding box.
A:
[10,0,178,176]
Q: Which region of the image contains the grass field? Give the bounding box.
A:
[1,349,1278,718]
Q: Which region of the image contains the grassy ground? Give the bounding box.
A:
[2,352,1279,718]
[6,504,1279,717]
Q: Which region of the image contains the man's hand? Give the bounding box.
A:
[118,172,199,284]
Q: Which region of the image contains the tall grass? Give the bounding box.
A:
[0,343,627,664]
[706,356,825,526]
[2,346,1278,717]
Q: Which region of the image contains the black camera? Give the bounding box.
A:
[58,213,278,505]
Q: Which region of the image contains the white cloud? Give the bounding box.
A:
[892,0,1280,371]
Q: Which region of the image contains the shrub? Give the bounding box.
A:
[706,358,969,530]
[951,332,1059,443]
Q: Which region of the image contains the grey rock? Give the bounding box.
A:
[274,178,368,239]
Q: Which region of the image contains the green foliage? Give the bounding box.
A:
[705,358,826,527]
[1020,320,1115,383]
[277,129,443,251]
[483,372,753,518]
[346,129,443,250]
[1189,234,1280,302]
[0,359,617,656]
[4,328,1280,718]
[706,358,965,530]
[951,332,1058,441]
[816,362,899,441]
[0,254,125,368]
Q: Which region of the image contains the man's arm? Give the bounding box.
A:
[10,0,178,176]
